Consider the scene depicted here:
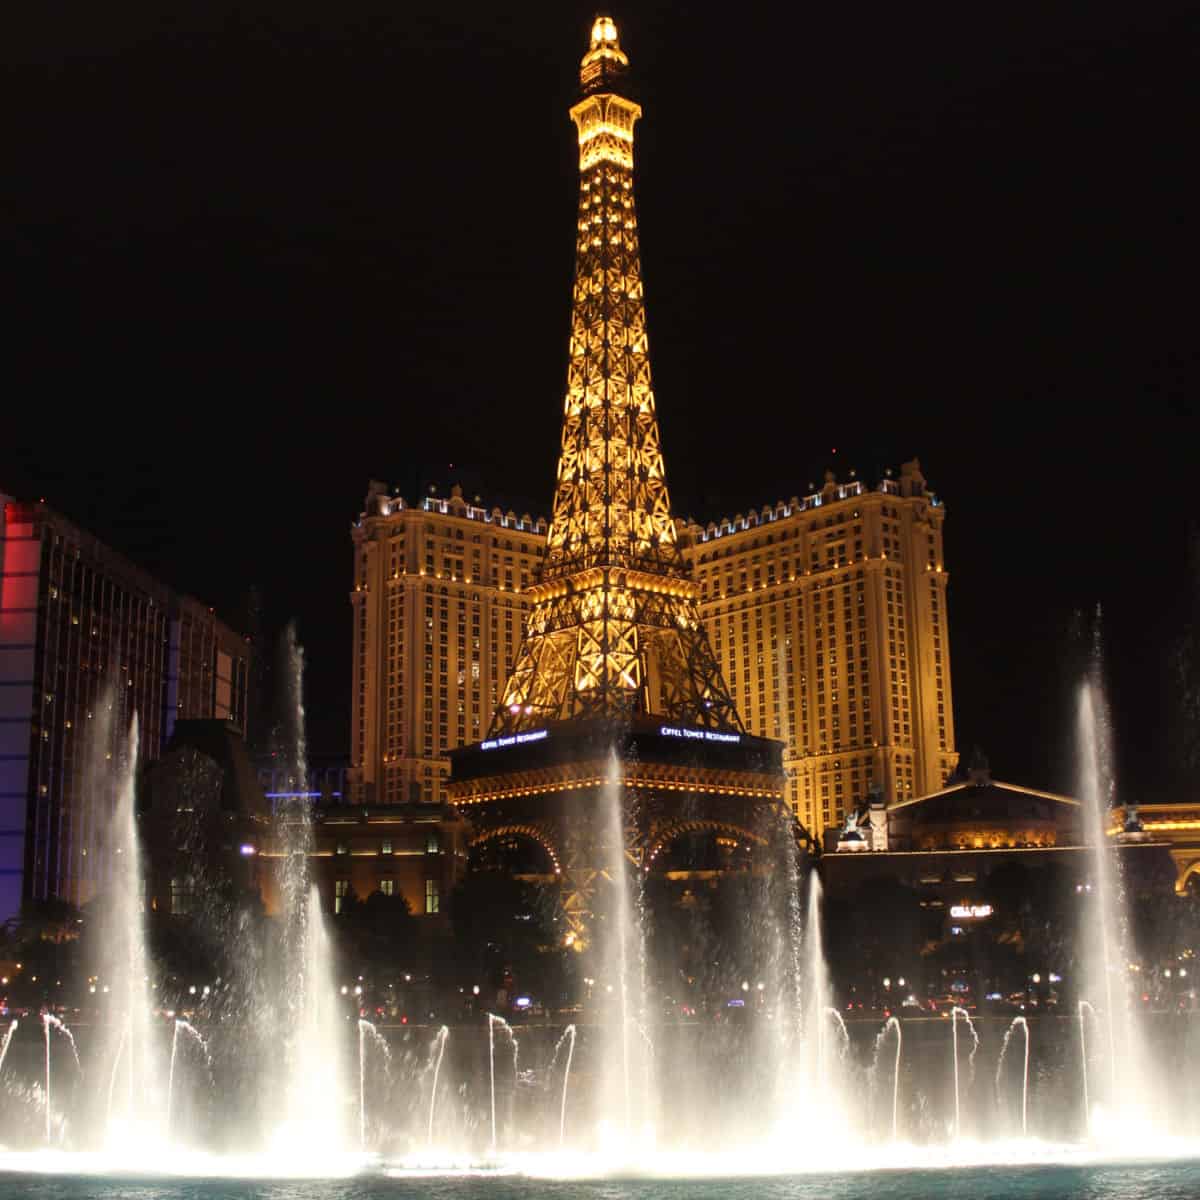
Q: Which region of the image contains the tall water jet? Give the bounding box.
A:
[996,1016,1030,1137]
[487,1013,519,1156]
[804,873,833,1090]
[554,1024,576,1148]
[275,884,344,1153]
[426,1025,449,1152]
[950,1006,979,1139]
[595,751,653,1154]
[1078,999,1097,1135]
[0,1019,17,1079]
[873,1017,902,1141]
[357,1019,391,1152]
[43,1014,81,1145]
[790,871,853,1145]
[94,715,160,1152]
[358,1020,367,1151]
[165,1020,210,1145]
[272,625,347,1154]
[1076,634,1158,1140]
[488,1014,497,1155]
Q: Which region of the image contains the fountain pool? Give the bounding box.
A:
[3,1159,1200,1200]
[1,635,1197,1194]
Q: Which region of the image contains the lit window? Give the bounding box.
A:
[335,880,350,914]
[170,878,194,916]
[425,878,440,914]
[380,879,394,897]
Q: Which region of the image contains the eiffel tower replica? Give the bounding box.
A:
[449,16,785,945]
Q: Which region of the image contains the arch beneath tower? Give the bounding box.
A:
[450,717,787,946]
[644,818,767,875]
[469,824,561,876]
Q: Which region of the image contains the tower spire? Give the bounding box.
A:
[491,18,741,735]
[579,15,629,96]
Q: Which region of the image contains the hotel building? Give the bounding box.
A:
[682,460,956,833]
[350,459,955,840]
[348,482,545,808]
[0,494,250,916]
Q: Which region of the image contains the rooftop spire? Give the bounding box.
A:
[580,14,630,95]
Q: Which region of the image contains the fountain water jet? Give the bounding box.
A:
[487,1014,519,1155]
[0,1019,17,1079]
[824,1007,850,1061]
[88,710,163,1152]
[873,1017,902,1141]
[1075,654,1160,1141]
[271,626,349,1156]
[426,1026,449,1152]
[357,1019,392,1151]
[43,1014,81,1145]
[951,1006,979,1139]
[1078,999,1098,1136]
[996,1016,1030,1137]
[165,1020,210,1145]
[553,1024,576,1148]
[596,751,653,1150]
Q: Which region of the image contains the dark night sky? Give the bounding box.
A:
[6,2,1198,796]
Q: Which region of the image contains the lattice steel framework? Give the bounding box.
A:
[492,17,740,736]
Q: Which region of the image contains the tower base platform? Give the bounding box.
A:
[449,718,787,942]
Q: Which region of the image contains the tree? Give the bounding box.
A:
[2,896,84,1005]
[334,888,416,982]
[448,872,562,1003]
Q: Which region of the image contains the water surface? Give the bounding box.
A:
[4,1162,1200,1200]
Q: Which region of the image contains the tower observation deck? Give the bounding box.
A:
[449,18,787,944]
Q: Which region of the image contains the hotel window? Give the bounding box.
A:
[381,840,393,855]
[170,877,194,916]
[425,879,440,914]
[335,880,350,914]
[380,879,395,897]
[336,841,348,856]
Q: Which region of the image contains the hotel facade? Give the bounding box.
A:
[347,483,545,810]
[349,462,956,837]
[681,458,957,833]
[0,494,250,917]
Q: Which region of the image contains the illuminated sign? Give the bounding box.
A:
[659,725,741,745]
[949,904,994,920]
[514,996,532,1009]
[480,730,549,751]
